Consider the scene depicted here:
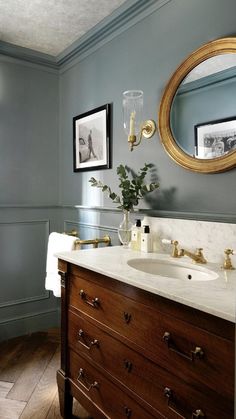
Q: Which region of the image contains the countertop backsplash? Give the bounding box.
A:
[142,216,236,265]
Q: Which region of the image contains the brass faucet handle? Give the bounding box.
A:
[223,248,235,270]
[196,248,204,256]
[171,240,181,258]
[195,248,207,263]
[225,248,234,256]
[161,239,181,258]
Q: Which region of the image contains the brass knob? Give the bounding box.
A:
[223,248,235,270]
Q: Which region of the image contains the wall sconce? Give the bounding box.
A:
[123,90,156,151]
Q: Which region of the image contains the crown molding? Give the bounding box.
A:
[0,0,171,71]
[0,40,58,70]
[178,66,236,95]
[57,0,172,71]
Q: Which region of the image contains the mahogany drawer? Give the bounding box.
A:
[68,273,234,400]
[68,349,160,419]
[68,310,234,419]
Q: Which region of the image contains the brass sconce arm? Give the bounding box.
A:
[128,119,156,151]
[123,90,156,151]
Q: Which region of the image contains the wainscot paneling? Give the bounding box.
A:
[0,308,59,343]
[0,220,49,307]
[0,208,60,342]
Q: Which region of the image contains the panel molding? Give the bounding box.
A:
[0,307,58,325]
[0,219,50,226]
[0,204,235,224]
[61,206,236,224]
[64,220,117,234]
[0,204,60,209]
[0,219,50,308]
[0,291,50,308]
[0,308,60,342]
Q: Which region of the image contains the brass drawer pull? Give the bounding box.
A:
[163,332,204,362]
[124,406,132,417]
[124,359,133,372]
[79,289,100,308]
[123,312,132,324]
[192,410,205,418]
[78,329,99,350]
[77,368,99,392]
[164,387,205,419]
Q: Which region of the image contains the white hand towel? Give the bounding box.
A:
[45,232,77,297]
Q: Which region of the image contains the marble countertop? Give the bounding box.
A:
[56,246,236,323]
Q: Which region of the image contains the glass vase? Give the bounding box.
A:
[118,210,132,247]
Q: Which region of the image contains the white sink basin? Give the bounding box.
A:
[127,258,218,281]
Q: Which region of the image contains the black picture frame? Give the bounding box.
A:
[195,116,236,159]
[73,104,111,172]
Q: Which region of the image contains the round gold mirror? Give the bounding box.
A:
[158,37,236,173]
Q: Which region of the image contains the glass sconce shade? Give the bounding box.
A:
[123,90,143,136]
[122,89,156,151]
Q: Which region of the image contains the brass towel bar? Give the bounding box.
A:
[63,230,111,249]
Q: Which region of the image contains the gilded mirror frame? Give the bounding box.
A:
[158,37,236,173]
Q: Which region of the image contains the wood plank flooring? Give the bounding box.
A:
[0,329,90,419]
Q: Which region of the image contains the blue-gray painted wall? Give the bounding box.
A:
[59,0,236,216]
[0,58,59,205]
[1,0,236,340]
[0,58,60,340]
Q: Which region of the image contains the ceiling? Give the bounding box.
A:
[184,54,236,84]
[0,0,127,56]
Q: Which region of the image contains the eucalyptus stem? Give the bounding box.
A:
[89,163,159,211]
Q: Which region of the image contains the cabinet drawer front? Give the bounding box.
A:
[68,309,164,414]
[69,349,159,419]
[69,273,234,399]
[68,310,234,419]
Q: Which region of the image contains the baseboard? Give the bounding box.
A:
[0,308,60,342]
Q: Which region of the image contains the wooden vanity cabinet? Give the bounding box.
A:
[57,259,235,419]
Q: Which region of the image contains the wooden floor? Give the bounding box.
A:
[0,329,90,419]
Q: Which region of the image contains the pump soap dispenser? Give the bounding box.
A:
[131,219,142,251]
[141,225,152,253]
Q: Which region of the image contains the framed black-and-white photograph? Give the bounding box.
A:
[73,104,111,172]
[195,116,236,159]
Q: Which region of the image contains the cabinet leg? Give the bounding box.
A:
[58,386,73,418]
[57,370,73,418]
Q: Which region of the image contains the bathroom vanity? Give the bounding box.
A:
[56,246,235,419]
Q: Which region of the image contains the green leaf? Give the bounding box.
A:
[88,163,159,210]
[109,192,117,200]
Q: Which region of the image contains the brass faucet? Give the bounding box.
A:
[222,249,235,270]
[169,240,207,264]
[179,248,207,264]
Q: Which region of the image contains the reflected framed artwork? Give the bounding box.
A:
[195,116,236,159]
[73,104,111,172]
